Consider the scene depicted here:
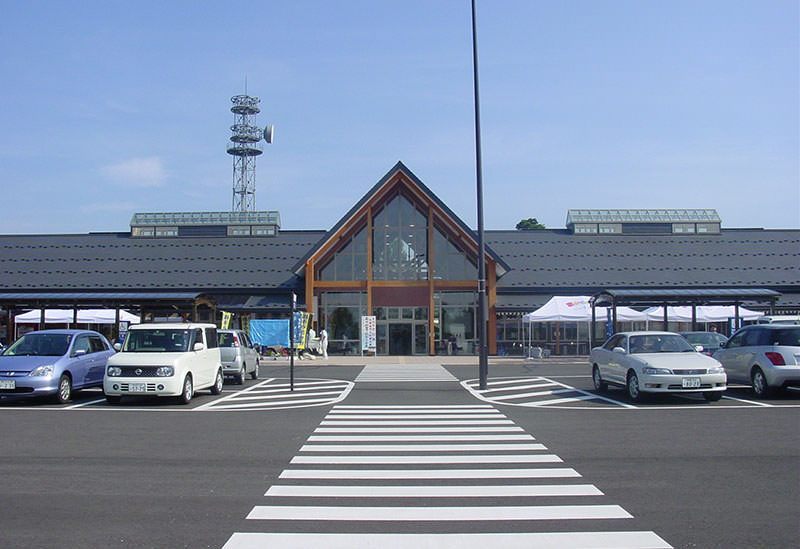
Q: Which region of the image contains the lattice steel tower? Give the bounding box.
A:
[227,94,272,212]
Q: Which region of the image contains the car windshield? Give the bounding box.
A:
[771,328,800,346]
[122,329,192,353]
[681,333,726,346]
[218,332,236,347]
[629,334,695,354]
[2,333,73,356]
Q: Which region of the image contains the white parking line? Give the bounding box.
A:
[65,398,106,409]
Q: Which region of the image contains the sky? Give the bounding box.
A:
[1,1,798,234]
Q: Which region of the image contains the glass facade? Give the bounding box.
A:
[433,227,477,280]
[372,194,429,280]
[319,292,366,355]
[434,292,477,355]
[319,227,368,281]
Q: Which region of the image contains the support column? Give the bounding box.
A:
[427,206,435,355]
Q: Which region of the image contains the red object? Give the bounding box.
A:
[765,352,785,366]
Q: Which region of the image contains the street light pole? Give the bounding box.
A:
[471,0,489,390]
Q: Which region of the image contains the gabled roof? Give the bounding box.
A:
[292,161,510,275]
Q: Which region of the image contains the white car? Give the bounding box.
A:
[590,331,727,402]
[104,323,223,405]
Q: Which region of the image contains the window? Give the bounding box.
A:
[204,328,218,349]
[433,227,476,281]
[726,331,744,348]
[372,194,429,281]
[603,334,624,350]
[319,227,368,281]
[89,335,107,353]
[73,336,92,355]
[742,328,762,347]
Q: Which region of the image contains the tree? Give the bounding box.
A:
[515,218,546,230]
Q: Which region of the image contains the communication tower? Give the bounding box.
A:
[227,94,273,211]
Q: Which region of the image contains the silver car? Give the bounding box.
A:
[713,324,800,397]
[217,329,259,384]
[591,331,727,402]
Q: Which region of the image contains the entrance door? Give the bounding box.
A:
[389,324,412,355]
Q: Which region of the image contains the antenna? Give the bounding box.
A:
[226,93,273,212]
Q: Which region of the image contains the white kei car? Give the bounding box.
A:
[104,323,223,405]
[590,331,727,402]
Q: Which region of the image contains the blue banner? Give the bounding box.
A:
[249,319,289,347]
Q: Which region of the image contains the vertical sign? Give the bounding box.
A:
[220,311,232,330]
[361,315,376,354]
[118,321,130,346]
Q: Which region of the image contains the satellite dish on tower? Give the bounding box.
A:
[263,124,274,144]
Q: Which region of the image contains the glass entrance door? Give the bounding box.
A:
[389,324,412,355]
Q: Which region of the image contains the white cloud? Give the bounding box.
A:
[100,157,167,187]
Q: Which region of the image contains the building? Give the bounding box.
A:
[1,162,798,354]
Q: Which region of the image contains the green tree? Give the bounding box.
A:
[515,218,546,230]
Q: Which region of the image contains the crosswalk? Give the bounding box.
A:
[462,376,634,409]
[355,363,458,382]
[195,378,353,411]
[222,404,671,548]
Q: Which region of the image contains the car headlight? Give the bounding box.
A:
[642,367,673,375]
[155,366,174,377]
[29,365,54,377]
[107,366,122,377]
[708,366,725,374]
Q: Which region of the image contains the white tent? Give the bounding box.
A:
[642,305,763,323]
[521,296,648,356]
[523,296,647,322]
[15,309,140,324]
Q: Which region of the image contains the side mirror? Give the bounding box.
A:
[72,349,87,357]
[193,342,205,352]
[694,345,704,352]
[114,343,122,351]
[612,346,627,354]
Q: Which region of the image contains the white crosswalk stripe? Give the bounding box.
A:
[356,364,458,382]
[195,378,353,411]
[222,404,672,548]
[462,376,636,408]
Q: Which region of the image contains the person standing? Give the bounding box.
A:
[320,328,328,359]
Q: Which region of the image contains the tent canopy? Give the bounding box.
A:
[523,296,647,322]
[15,309,140,324]
[642,305,763,323]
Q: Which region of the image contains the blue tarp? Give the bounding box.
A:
[249,319,289,347]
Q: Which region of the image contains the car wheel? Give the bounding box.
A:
[177,374,193,404]
[592,366,608,392]
[250,362,259,380]
[626,371,643,402]
[751,367,773,398]
[211,368,224,395]
[106,395,121,405]
[54,374,72,404]
[703,391,723,402]
[237,365,246,385]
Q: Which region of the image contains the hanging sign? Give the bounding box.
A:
[220,311,233,330]
[361,315,376,353]
[292,312,312,350]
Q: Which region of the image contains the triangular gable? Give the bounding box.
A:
[292,161,509,276]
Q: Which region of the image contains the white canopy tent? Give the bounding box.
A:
[521,296,648,356]
[15,309,140,325]
[641,305,763,323]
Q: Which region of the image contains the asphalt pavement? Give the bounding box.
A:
[0,357,797,548]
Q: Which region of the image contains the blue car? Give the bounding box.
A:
[0,330,116,403]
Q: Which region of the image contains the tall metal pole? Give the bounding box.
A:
[290,292,296,391]
[471,0,489,390]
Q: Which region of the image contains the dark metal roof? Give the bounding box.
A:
[292,161,510,275]
[0,231,323,291]
[592,288,781,307]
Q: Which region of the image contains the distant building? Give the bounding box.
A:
[0,162,797,355]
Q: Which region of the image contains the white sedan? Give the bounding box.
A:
[590,331,727,402]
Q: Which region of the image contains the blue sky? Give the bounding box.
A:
[1,1,797,234]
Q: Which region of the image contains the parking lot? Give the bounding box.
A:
[0,358,797,548]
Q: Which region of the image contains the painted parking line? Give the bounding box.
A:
[462,376,636,409]
[196,377,354,411]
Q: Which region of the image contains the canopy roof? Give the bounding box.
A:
[523,296,647,322]
[15,309,140,324]
[642,305,763,322]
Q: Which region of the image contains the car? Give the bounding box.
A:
[103,323,223,405]
[590,331,727,402]
[0,329,115,403]
[679,331,729,356]
[217,329,260,384]
[712,324,800,397]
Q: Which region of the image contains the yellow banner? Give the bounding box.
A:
[221,311,232,330]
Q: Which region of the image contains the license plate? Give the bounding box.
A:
[682,377,701,388]
[0,380,15,390]
[128,383,146,392]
